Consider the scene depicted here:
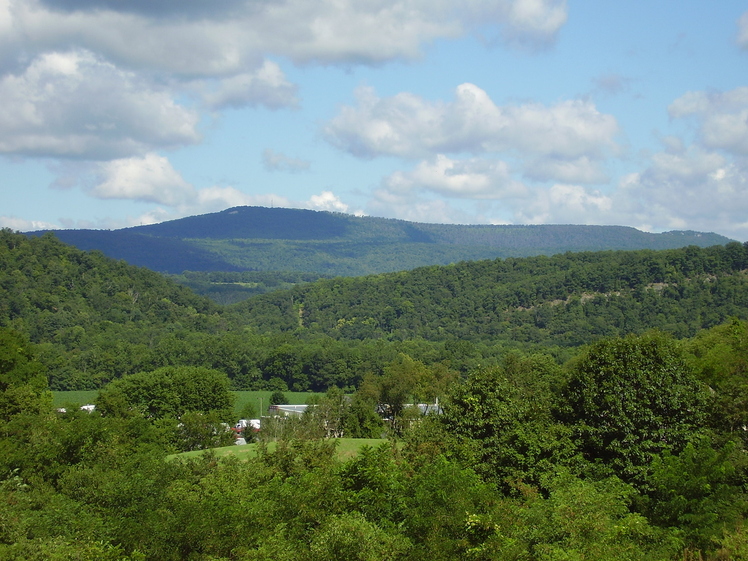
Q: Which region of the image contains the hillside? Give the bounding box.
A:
[33,206,733,277]
[6,227,748,394]
[235,242,748,345]
[0,229,229,389]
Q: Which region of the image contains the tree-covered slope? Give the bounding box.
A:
[34,206,733,276]
[235,242,748,344]
[6,227,748,394]
[0,230,230,388]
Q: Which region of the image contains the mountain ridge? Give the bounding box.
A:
[29,206,734,276]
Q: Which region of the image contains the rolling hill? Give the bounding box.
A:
[5,227,748,392]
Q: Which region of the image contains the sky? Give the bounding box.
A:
[1,1,748,240]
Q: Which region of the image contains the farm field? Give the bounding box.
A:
[170,438,389,462]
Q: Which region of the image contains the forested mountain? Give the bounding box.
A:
[32,206,732,277]
[236,241,748,344]
[0,230,231,389]
[5,227,748,398]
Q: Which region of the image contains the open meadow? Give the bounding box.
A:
[170,438,390,462]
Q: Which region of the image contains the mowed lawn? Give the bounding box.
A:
[53,390,325,416]
[170,439,390,462]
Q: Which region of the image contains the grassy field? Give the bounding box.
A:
[170,438,389,462]
[52,390,325,416]
[52,391,99,408]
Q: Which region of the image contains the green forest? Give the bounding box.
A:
[5,229,748,559]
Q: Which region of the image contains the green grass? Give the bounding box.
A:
[170,438,389,462]
[52,391,99,408]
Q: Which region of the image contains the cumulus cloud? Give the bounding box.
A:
[383,155,527,199]
[523,155,609,184]
[499,0,568,51]
[91,153,195,205]
[669,87,748,155]
[203,61,298,110]
[362,82,748,238]
[262,149,311,173]
[515,183,613,225]
[323,83,618,184]
[367,188,475,224]
[323,84,618,159]
[738,10,748,49]
[0,215,59,231]
[0,0,569,162]
[0,50,200,159]
[308,191,349,212]
[5,0,568,76]
[616,144,748,238]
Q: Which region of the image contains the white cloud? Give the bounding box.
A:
[5,0,568,76]
[92,153,195,205]
[0,50,200,159]
[523,155,608,184]
[308,191,349,212]
[500,0,567,50]
[203,61,298,110]
[0,215,59,231]
[516,183,613,225]
[669,87,748,155]
[738,10,748,49]
[0,0,570,164]
[262,149,311,173]
[367,188,474,224]
[194,186,262,210]
[383,154,527,199]
[616,144,748,239]
[323,83,619,181]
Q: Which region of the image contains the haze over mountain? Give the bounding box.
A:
[31,206,733,277]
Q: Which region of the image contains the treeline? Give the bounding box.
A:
[237,242,748,343]
[3,321,748,558]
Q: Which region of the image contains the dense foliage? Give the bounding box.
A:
[2,325,748,559]
[238,241,748,343]
[5,229,748,396]
[172,270,333,305]
[4,225,748,558]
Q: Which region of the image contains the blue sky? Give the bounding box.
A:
[2,1,748,240]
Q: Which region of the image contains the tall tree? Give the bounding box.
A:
[559,331,708,486]
[0,327,50,421]
[96,366,234,422]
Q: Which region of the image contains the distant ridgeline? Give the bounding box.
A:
[30,206,732,279]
